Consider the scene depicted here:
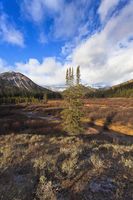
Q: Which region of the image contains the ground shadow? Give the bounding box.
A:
[103,112,116,130]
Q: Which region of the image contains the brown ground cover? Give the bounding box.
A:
[84,98,133,135]
[0,99,133,200]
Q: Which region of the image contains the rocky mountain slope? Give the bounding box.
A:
[0,71,51,96]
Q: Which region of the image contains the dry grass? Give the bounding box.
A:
[0,131,133,200]
[84,98,133,135]
[0,99,133,200]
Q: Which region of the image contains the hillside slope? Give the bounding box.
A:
[0,71,52,97]
[86,79,133,98]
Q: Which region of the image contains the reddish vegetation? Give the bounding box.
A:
[84,98,133,135]
[0,99,133,200]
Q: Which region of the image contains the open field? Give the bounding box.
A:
[84,98,133,135]
[0,98,133,200]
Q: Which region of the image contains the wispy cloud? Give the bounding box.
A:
[0,13,24,47]
[71,0,133,85]
[22,0,61,23]
[22,0,92,40]
[0,1,133,87]
[98,0,120,21]
[39,32,47,44]
[26,0,133,86]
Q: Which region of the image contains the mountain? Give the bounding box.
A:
[78,84,96,95]
[0,71,52,97]
[44,85,67,92]
[47,84,96,93]
[1,71,132,98]
[62,84,96,97]
[112,79,133,90]
[86,79,133,98]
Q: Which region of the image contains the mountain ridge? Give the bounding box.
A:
[0,71,132,98]
[0,71,52,96]
[85,79,133,98]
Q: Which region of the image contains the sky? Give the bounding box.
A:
[0,0,133,87]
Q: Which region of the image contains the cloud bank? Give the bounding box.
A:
[15,57,67,86]
[0,0,133,87]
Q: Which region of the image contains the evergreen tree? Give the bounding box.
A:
[43,93,48,103]
[68,67,71,78]
[71,67,74,86]
[76,66,80,85]
[61,67,84,135]
[66,68,69,86]
[68,67,72,86]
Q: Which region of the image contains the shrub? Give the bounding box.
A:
[35,175,56,200]
[90,154,105,170]
[121,156,133,169]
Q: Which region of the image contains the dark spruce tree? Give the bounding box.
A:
[61,67,84,135]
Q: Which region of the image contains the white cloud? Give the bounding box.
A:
[1,1,133,87]
[22,0,91,39]
[53,2,78,39]
[22,0,44,22]
[15,57,68,86]
[0,14,24,47]
[105,2,133,44]
[70,1,133,85]
[22,0,62,23]
[98,0,120,21]
[53,1,91,39]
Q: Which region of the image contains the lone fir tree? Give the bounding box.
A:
[62,66,84,135]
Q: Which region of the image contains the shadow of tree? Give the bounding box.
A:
[103,112,116,130]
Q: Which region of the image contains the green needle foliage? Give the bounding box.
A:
[43,93,48,103]
[66,68,69,86]
[62,66,84,135]
[76,66,80,85]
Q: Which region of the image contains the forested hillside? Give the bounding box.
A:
[0,72,61,103]
[85,80,133,98]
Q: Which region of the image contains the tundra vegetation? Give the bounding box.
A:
[0,68,133,200]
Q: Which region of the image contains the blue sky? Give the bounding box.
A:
[0,0,133,86]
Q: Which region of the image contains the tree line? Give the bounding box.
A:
[0,90,62,104]
[85,83,133,98]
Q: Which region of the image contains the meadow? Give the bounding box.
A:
[0,98,133,200]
